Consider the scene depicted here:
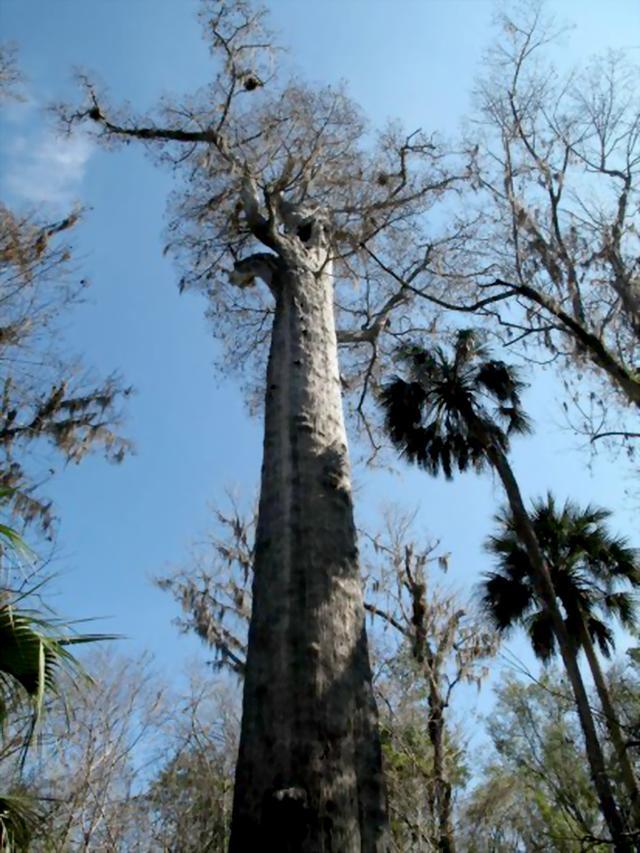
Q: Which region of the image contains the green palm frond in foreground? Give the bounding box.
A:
[0,793,41,852]
[0,488,118,850]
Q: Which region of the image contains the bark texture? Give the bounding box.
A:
[426,687,455,853]
[229,255,388,851]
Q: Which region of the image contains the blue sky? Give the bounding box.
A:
[1,0,638,705]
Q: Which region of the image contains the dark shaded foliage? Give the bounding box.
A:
[380,329,531,480]
[481,494,639,661]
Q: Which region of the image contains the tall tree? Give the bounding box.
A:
[158,499,496,852]
[481,495,640,828]
[60,2,459,846]
[380,328,632,849]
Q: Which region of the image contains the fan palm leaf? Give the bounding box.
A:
[481,494,639,660]
[0,793,40,852]
[0,603,115,732]
[0,487,118,853]
[380,330,532,481]
[481,493,640,828]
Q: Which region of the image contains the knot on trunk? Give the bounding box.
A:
[277,200,331,269]
[294,213,329,250]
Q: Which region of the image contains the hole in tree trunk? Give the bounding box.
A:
[297,221,313,243]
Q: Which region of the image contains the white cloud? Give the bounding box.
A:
[3,126,94,208]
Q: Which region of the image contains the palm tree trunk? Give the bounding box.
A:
[577,613,640,831]
[229,259,388,852]
[480,436,631,850]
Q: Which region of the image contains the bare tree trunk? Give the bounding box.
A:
[577,615,640,833]
[229,259,388,852]
[426,689,456,853]
[480,437,632,851]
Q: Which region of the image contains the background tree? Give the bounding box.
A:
[361,511,497,852]
[0,46,132,848]
[363,3,639,466]
[4,651,239,852]
[375,652,469,853]
[380,328,631,848]
[156,496,255,677]
[0,44,130,533]
[460,667,639,852]
[18,652,169,851]
[143,670,238,852]
[466,4,640,415]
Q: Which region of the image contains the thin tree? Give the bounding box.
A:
[482,494,640,829]
[361,514,497,853]
[380,328,632,850]
[60,2,459,847]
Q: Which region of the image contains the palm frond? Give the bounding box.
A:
[0,792,40,852]
[584,616,615,658]
[480,571,533,631]
[526,609,556,662]
[483,494,639,662]
[475,360,522,402]
[602,591,637,629]
[380,332,532,487]
[0,603,117,741]
[380,378,426,445]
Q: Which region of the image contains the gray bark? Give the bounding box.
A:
[229,255,388,851]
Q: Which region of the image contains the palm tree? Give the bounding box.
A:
[0,501,113,850]
[482,494,640,828]
[380,329,632,850]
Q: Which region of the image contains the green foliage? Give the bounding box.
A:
[0,792,40,852]
[0,493,115,850]
[376,651,470,851]
[146,742,234,851]
[381,329,531,480]
[0,603,113,736]
[481,494,640,661]
[460,671,610,851]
